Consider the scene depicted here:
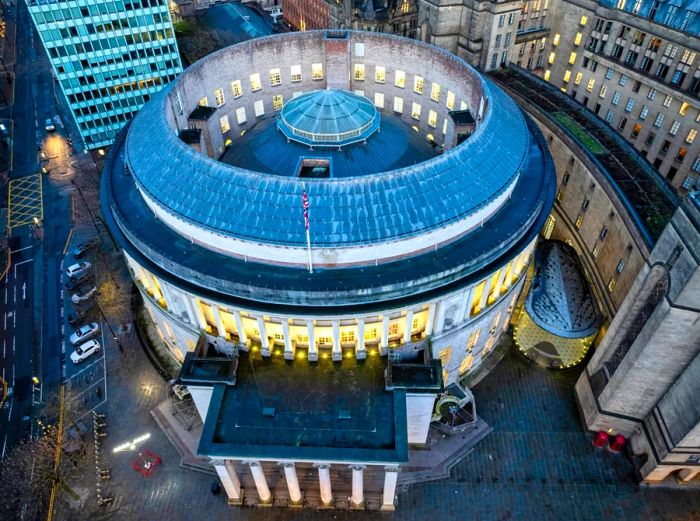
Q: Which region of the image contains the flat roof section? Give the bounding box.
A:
[198,353,409,463]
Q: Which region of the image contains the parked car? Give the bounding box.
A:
[70,339,101,364]
[69,322,100,345]
[72,241,96,259]
[66,262,91,278]
[65,274,94,291]
[45,118,55,132]
[68,308,91,326]
[71,286,97,304]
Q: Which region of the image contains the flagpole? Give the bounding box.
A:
[306,226,313,274]
[302,185,313,274]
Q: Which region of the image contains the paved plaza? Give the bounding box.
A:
[57,335,700,521]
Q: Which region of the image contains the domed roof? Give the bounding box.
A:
[277,90,380,146]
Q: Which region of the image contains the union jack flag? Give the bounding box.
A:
[302,190,309,230]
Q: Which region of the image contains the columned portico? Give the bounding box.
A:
[356,319,367,359]
[316,464,333,506]
[307,320,318,361]
[425,302,436,336]
[479,277,492,310]
[380,315,390,355]
[493,263,509,297]
[214,307,228,339]
[332,321,342,361]
[456,290,469,325]
[282,462,303,504]
[214,461,243,504]
[350,465,365,508]
[434,301,447,334]
[192,297,208,331]
[282,320,294,360]
[245,461,272,504]
[381,465,400,511]
[257,316,270,356]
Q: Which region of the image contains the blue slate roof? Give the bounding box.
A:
[126,71,530,247]
[597,0,700,36]
[278,89,380,146]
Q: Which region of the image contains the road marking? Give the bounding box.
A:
[7,398,12,422]
[9,245,32,254]
[1,434,6,460]
[22,283,25,300]
[2,339,4,357]
[65,355,100,381]
[4,287,6,304]
[12,364,14,386]
[3,312,5,330]
[12,336,15,356]
[14,258,33,267]
[13,285,15,303]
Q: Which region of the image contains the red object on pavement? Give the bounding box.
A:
[131,449,162,477]
[609,434,626,452]
[593,431,609,448]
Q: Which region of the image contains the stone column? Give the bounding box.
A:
[282,463,302,504]
[381,465,400,511]
[214,306,228,339]
[380,315,390,355]
[332,321,342,361]
[424,303,436,336]
[192,297,208,331]
[479,277,492,311]
[434,301,447,334]
[316,464,333,506]
[282,320,294,360]
[456,290,469,325]
[307,321,318,361]
[257,316,270,356]
[246,461,272,503]
[349,465,365,508]
[232,310,247,346]
[214,461,243,504]
[493,264,509,299]
[356,319,367,359]
[158,280,174,312]
[403,309,414,344]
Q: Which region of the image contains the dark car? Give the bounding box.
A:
[72,241,96,259]
[65,275,93,291]
[68,307,91,326]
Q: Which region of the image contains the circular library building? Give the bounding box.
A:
[102,30,555,387]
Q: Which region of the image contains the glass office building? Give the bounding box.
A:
[27,0,183,149]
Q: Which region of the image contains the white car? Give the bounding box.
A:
[45,118,56,132]
[66,262,91,278]
[70,339,101,364]
[69,322,100,345]
[71,286,97,304]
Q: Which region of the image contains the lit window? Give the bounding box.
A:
[679,102,690,115]
[269,68,281,86]
[669,121,680,136]
[625,98,635,112]
[250,73,261,91]
[639,105,649,120]
[364,327,377,340]
[354,63,365,81]
[563,70,571,83]
[311,63,323,80]
[575,214,584,228]
[483,337,495,355]
[272,94,283,111]
[599,84,607,98]
[219,115,230,134]
[341,330,355,344]
[389,322,399,336]
[467,330,480,351]
[199,97,208,107]
[586,78,595,92]
[569,52,577,64]
[574,32,583,45]
[687,129,697,143]
[254,99,264,117]
[654,113,665,127]
[460,101,468,110]
[214,88,225,107]
[663,95,673,108]
[375,65,386,83]
[574,72,583,85]
[438,346,452,366]
[395,70,406,88]
[431,82,441,102]
[544,69,551,81]
[607,278,616,292]
[231,80,242,98]
[580,15,588,26]
[414,75,424,94]
[411,102,421,120]
[393,96,403,113]
[428,109,437,128]
[374,92,385,109]
[401,0,409,13]
[647,88,657,101]
[446,90,455,110]
[442,118,448,135]
[553,33,560,46]
[235,107,246,125]
[548,51,556,64]
[290,64,302,82]
[459,354,474,375]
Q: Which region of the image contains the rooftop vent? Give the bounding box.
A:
[262,407,276,418]
[338,409,352,420]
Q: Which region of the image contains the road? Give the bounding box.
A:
[0,0,74,458]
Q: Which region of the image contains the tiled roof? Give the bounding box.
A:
[126,78,530,247]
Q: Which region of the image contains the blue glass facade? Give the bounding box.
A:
[27,0,183,149]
